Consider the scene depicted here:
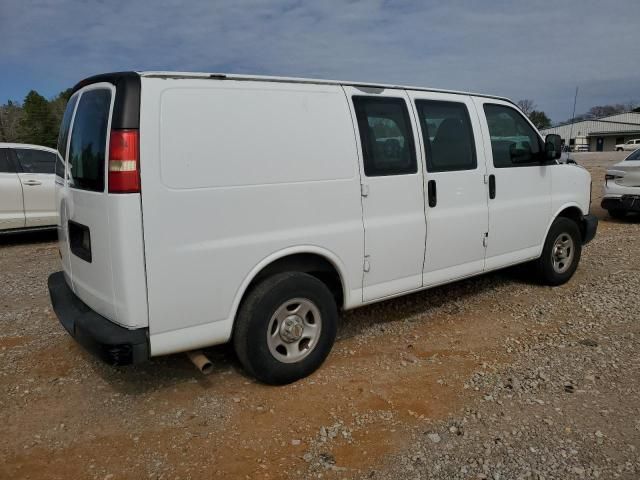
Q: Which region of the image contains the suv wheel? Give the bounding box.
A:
[233,272,338,385]
[608,209,627,219]
[534,217,582,286]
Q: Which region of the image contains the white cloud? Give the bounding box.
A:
[1,0,638,120]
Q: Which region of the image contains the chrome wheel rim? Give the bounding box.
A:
[552,233,574,274]
[266,298,322,363]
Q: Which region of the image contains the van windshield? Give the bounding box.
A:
[68,89,112,192]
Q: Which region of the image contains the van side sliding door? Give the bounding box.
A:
[343,86,426,302]
[407,92,489,286]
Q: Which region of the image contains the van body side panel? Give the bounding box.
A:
[139,78,364,352]
[551,165,591,217]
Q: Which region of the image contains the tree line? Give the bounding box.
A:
[563,101,639,123]
[0,89,72,148]
[517,98,640,130]
[1,89,638,147]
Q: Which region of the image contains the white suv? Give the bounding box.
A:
[0,143,58,232]
[615,139,640,151]
[602,148,640,218]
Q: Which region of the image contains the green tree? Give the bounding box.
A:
[17,90,59,147]
[49,88,74,127]
[516,99,536,116]
[0,100,25,142]
[529,110,551,129]
[517,99,551,129]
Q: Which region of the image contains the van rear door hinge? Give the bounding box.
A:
[360,183,369,197]
[482,232,489,248]
[363,255,371,272]
[483,174,490,184]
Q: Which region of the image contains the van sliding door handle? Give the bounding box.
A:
[489,175,496,199]
[427,180,437,207]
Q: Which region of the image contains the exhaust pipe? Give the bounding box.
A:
[187,350,214,375]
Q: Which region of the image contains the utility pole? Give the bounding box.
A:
[567,86,579,159]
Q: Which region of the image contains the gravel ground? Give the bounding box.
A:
[0,152,638,479]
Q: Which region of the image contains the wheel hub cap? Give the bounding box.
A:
[280,315,304,343]
[266,298,322,364]
[552,233,574,274]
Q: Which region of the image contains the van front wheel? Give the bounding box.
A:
[534,217,582,286]
[233,272,338,385]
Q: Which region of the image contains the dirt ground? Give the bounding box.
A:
[1,152,638,479]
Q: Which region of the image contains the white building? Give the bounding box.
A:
[540,112,640,152]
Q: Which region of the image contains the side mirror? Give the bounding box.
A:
[545,134,562,160]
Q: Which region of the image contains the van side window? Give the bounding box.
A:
[56,94,79,180]
[415,100,476,172]
[483,104,541,168]
[68,89,112,191]
[353,96,417,176]
[14,149,56,174]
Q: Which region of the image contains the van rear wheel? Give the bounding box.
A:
[534,217,582,286]
[233,272,338,385]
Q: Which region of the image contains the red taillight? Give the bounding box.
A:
[108,129,140,193]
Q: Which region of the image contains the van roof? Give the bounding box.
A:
[72,71,514,106]
[139,71,514,104]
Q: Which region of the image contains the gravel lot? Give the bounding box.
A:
[1,152,638,479]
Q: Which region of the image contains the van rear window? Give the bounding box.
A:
[68,89,112,191]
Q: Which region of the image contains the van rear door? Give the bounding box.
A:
[55,93,79,283]
[65,84,119,320]
[58,74,148,329]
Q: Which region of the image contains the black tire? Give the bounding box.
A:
[233,272,338,385]
[616,148,623,152]
[608,209,627,220]
[534,217,582,286]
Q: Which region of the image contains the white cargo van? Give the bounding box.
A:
[48,72,597,384]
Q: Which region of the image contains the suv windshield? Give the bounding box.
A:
[626,149,640,161]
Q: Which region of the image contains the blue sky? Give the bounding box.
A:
[1,0,638,122]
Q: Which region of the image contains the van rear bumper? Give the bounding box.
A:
[48,271,149,365]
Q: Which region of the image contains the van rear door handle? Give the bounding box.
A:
[22,180,42,186]
[488,175,496,199]
[427,180,437,207]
